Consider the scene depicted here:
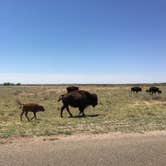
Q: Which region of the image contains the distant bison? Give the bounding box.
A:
[146,87,161,95]
[58,90,98,118]
[17,100,45,121]
[131,87,142,93]
[66,86,79,93]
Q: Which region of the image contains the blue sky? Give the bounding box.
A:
[0,0,165,83]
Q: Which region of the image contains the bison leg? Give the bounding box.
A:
[31,112,37,120]
[60,105,66,118]
[25,112,30,121]
[66,106,73,118]
[79,107,85,117]
[20,111,25,121]
[61,105,73,118]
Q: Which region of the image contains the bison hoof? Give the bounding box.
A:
[78,113,85,117]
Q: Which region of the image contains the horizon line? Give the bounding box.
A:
[0,82,166,85]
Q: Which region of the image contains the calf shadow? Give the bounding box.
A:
[71,114,102,119]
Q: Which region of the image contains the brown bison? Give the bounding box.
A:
[146,87,161,95]
[58,90,98,118]
[66,86,79,93]
[17,100,45,121]
[131,87,142,93]
[58,86,80,102]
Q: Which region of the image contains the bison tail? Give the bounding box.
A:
[58,95,64,102]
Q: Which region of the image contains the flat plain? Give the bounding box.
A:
[0,85,166,140]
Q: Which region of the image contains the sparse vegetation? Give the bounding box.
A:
[0,85,166,139]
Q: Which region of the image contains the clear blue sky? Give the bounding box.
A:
[0,0,165,83]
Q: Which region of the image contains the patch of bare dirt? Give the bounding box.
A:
[1,130,166,146]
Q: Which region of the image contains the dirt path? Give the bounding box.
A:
[0,131,166,166]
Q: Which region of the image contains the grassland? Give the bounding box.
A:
[0,85,166,139]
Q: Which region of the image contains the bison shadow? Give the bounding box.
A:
[70,114,102,118]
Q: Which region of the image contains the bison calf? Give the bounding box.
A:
[17,100,45,121]
[58,90,98,118]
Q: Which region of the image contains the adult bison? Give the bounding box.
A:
[58,86,79,102]
[131,87,142,93]
[58,90,98,118]
[66,86,79,93]
[146,87,161,95]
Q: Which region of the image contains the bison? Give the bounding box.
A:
[131,87,142,93]
[66,86,79,93]
[17,100,45,121]
[58,90,98,118]
[146,87,161,95]
[58,86,80,102]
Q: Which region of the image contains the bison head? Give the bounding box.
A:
[90,93,98,107]
[39,106,45,112]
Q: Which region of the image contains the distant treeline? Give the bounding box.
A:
[3,82,21,86]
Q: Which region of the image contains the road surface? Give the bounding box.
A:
[0,132,166,166]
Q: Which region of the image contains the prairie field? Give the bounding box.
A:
[0,85,166,139]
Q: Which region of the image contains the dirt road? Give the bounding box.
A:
[0,132,166,166]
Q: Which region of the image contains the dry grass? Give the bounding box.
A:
[0,85,166,139]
